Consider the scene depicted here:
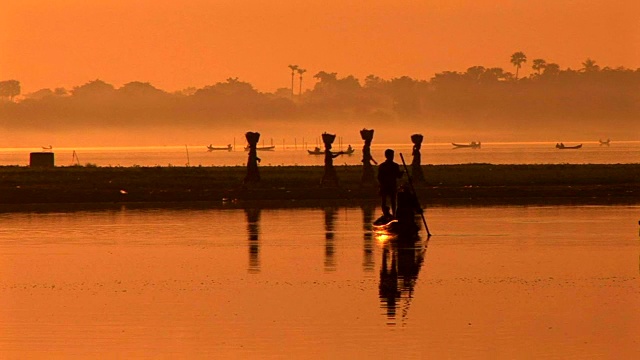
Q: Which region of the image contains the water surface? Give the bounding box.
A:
[0,205,638,358]
[1,141,638,166]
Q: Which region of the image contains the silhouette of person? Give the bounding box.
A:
[360,129,377,185]
[244,132,261,183]
[395,184,422,233]
[320,133,343,187]
[377,149,403,216]
[410,134,425,182]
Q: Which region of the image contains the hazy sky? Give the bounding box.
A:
[2,0,638,94]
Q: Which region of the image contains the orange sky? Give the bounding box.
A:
[2,0,638,94]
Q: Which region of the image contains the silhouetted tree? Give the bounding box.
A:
[53,87,68,96]
[542,63,561,77]
[118,81,166,97]
[510,52,527,80]
[25,88,54,100]
[313,71,338,84]
[532,59,547,75]
[297,68,306,96]
[0,80,21,100]
[481,67,512,82]
[288,64,299,98]
[581,58,600,72]
[465,66,486,82]
[71,79,115,98]
[364,74,384,89]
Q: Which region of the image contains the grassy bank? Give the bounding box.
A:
[0,164,638,206]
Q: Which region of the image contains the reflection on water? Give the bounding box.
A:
[362,204,375,272]
[1,204,639,358]
[245,208,261,273]
[323,207,338,272]
[378,234,427,326]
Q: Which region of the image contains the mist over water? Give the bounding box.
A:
[1,141,638,167]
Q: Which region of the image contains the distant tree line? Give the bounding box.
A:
[1,54,638,134]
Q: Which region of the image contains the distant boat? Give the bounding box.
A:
[452,141,481,149]
[245,145,275,151]
[307,146,355,155]
[555,143,582,149]
[207,144,232,152]
[598,139,611,146]
[41,145,52,151]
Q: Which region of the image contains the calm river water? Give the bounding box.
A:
[1,141,639,167]
[1,204,639,358]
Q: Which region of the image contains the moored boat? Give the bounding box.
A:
[244,145,276,151]
[207,144,232,152]
[307,146,355,155]
[555,143,582,149]
[452,141,481,149]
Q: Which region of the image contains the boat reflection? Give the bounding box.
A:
[245,208,261,273]
[377,233,428,326]
[362,204,375,272]
[324,207,338,272]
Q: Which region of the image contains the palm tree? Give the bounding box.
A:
[288,64,299,98]
[581,58,600,72]
[532,59,547,75]
[297,68,307,96]
[542,63,560,77]
[510,52,527,80]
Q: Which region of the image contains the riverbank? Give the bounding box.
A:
[0,164,638,206]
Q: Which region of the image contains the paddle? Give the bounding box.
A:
[399,153,431,237]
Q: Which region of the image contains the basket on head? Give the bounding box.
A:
[360,128,374,141]
[411,134,423,145]
[321,132,336,145]
[245,132,261,145]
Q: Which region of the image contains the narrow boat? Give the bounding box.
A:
[452,141,481,149]
[372,186,422,236]
[307,146,355,155]
[244,145,276,151]
[373,216,420,236]
[599,139,611,146]
[207,144,232,152]
[555,143,582,149]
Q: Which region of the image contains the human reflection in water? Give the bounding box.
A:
[324,207,338,271]
[378,235,428,325]
[245,208,261,273]
[362,204,375,272]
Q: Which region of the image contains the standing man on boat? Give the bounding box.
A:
[378,149,403,217]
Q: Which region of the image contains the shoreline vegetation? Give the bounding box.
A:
[0,164,638,208]
[2,58,639,144]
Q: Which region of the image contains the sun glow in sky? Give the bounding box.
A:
[2,0,638,94]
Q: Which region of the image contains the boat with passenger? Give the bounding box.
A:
[555,143,582,149]
[373,185,422,236]
[307,145,355,155]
